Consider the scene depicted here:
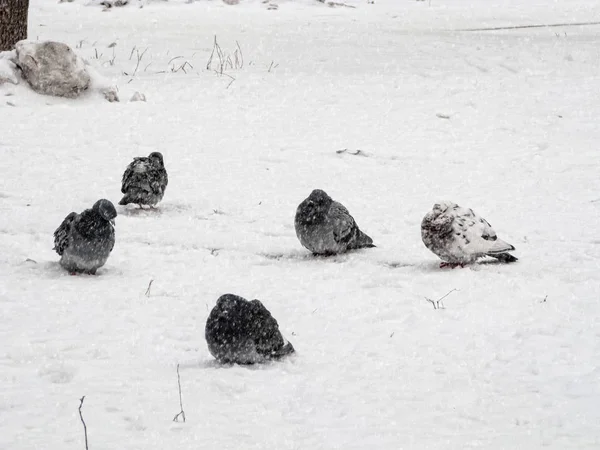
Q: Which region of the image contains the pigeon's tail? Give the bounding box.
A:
[486,238,515,254]
[355,229,376,249]
[271,340,295,360]
[490,252,518,263]
[485,238,517,263]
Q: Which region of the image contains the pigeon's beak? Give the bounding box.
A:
[110,219,116,227]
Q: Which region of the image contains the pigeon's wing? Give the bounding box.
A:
[109,226,116,252]
[53,212,77,255]
[453,207,514,255]
[121,157,152,194]
[161,167,168,188]
[330,202,358,245]
[249,300,288,358]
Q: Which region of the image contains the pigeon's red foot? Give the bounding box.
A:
[69,272,78,276]
[440,262,465,269]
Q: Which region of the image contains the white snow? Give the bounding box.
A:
[1,0,600,449]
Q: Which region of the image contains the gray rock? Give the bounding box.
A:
[0,52,19,85]
[15,41,90,98]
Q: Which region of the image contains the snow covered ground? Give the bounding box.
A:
[1,0,600,448]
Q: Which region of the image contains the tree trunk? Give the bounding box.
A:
[0,0,29,52]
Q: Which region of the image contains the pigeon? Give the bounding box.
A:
[119,152,168,208]
[205,294,295,365]
[421,201,517,267]
[294,189,375,255]
[53,199,117,274]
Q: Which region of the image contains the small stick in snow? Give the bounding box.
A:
[541,295,548,303]
[206,35,217,70]
[425,288,458,310]
[461,21,600,32]
[78,396,89,450]
[131,48,149,78]
[222,73,235,89]
[235,41,244,69]
[145,279,154,297]
[172,364,186,423]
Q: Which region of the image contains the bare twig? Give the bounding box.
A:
[206,35,217,70]
[425,288,458,310]
[172,364,186,423]
[222,72,235,89]
[172,61,193,74]
[267,61,279,72]
[235,41,244,69]
[79,396,89,450]
[541,295,548,303]
[108,47,116,66]
[168,56,184,65]
[131,48,148,77]
[145,279,154,297]
[461,21,600,32]
[207,36,243,76]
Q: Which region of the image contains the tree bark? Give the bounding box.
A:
[0,0,29,52]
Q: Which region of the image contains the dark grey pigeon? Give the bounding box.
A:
[294,189,375,255]
[205,294,295,365]
[53,199,117,274]
[119,152,168,208]
[421,201,517,268]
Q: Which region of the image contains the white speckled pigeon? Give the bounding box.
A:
[294,189,374,255]
[205,294,295,365]
[53,199,117,274]
[421,201,517,268]
[119,152,168,208]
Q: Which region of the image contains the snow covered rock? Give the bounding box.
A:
[205,294,295,365]
[295,189,375,255]
[421,201,518,267]
[53,199,117,275]
[130,91,146,102]
[15,41,91,98]
[0,51,19,85]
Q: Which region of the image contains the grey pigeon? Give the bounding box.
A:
[294,189,375,255]
[119,152,168,208]
[205,294,295,365]
[53,199,117,274]
[421,201,517,268]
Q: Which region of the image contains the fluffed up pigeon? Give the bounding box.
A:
[205,294,295,365]
[119,152,168,208]
[421,201,517,268]
[294,189,375,255]
[53,199,117,274]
